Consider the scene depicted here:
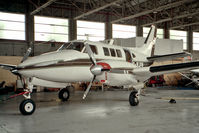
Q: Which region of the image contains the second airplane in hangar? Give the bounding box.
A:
[0,25,197,115]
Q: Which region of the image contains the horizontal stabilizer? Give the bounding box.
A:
[147,52,191,62]
[132,61,199,81]
[0,64,17,70]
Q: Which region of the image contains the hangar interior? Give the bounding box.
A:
[0,0,199,56]
[1,0,199,87]
[1,0,199,133]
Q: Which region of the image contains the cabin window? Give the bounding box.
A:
[132,53,136,58]
[124,49,132,62]
[116,49,122,57]
[110,48,116,57]
[103,47,110,56]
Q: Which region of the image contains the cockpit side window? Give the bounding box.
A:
[84,45,98,55]
[67,42,85,52]
[90,45,98,55]
[58,42,71,51]
[58,42,85,52]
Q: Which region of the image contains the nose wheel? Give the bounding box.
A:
[129,91,139,106]
[19,99,36,115]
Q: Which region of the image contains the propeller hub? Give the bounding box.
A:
[90,62,111,75]
[90,65,103,75]
[11,69,19,75]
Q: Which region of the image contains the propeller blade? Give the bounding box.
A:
[178,72,192,80]
[85,43,96,65]
[185,81,194,86]
[83,75,96,99]
[21,47,32,63]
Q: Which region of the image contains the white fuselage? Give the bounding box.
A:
[17,40,150,87]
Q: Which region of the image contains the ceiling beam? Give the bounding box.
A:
[193,28,199,32]
[74,0,121,20]
[171,22,199,29]
[30,0,57,15]
[142,10,199,27]
[111,0,193,23]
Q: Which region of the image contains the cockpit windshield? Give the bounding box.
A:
[58,42,85,52]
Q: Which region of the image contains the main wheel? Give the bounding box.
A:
[129,91,139,106]
[58,88,70,101]
[19,99,36,115]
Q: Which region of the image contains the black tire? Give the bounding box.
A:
[129,91,139,106]
[19,99,36,115]
[58,88,70,101]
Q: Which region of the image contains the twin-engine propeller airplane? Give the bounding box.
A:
[0,25,198,115]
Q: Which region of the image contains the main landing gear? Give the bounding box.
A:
[129,90,139,106]
[58,87,70,101]
[129,84,144,106]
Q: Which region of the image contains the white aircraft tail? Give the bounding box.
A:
[137,25,157,57]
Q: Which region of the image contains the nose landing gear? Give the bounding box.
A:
[19,78,35,115]
[19,99,36,115]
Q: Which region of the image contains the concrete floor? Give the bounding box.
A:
[0,87,199,133]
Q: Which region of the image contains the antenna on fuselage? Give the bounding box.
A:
[85,34,89,40]
[109,39,114,45]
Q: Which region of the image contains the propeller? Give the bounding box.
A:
[21,47,32,63]
[185,81,194,86]
[83,43,111,99]
[83,75,96,99]
[11,47,32,90]
[178,72,199,86]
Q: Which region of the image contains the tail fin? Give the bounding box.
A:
[144,25,156,44]
[139,25,157,57]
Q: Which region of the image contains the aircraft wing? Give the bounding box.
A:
[0,64,17,70]
[147,52,191,62]
[133,61,199,81]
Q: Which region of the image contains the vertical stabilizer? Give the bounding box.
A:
[144,25,156,44]
[138,25,157,57]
